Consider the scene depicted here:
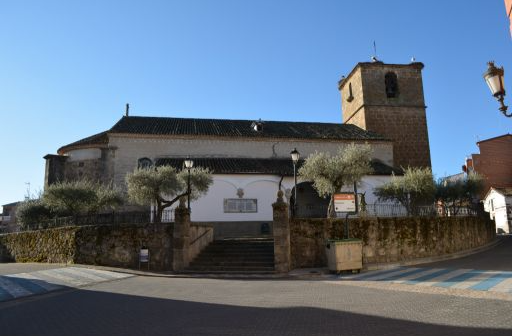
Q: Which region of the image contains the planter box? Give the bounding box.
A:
[325,239,362,272]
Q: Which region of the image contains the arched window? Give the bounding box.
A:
[137,158,153,169]
[385,72,399,98]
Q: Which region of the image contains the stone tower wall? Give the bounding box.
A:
[340,62,431,168]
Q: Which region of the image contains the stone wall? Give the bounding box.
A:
[189,224,214,262]
[0,227,79,263]
[74,224,173,270]
[0,224,174,271]
[108,135,394,191]
[290,216,495,269]
[340,62,431,168]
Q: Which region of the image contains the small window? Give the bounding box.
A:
[78,162,84,167]
[346,83,354,102]
[138,158,153,169]
[385,72,399,98]
[224,199,257,213]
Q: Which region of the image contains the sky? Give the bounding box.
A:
[0,0,511,206]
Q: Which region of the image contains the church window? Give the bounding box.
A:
[224,199,257,213]
[137,158,153,169]
[385,72,399,98]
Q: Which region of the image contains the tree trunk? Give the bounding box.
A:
[155,202,163,223]
[327,194,336,218]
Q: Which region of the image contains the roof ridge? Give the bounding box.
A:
[113,115,356,126]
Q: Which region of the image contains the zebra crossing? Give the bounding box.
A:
[339,266,512,293]
[0,267,134,302]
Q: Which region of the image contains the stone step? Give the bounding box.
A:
[198,247,273,252]
[206,243,274,248]
[180,270,276,275]
[189,261,274,267]
[185,237,276,274]
[186,266,275,272]
[193,255,274,261]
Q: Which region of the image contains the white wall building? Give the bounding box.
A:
[483,188,512,233]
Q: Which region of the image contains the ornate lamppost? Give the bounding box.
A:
[484,61,511,117]
[184,157,194,210]
[290,148,300,215]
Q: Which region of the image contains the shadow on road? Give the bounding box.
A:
[0,286,510,336]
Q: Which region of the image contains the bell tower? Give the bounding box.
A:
[338,61,431,168]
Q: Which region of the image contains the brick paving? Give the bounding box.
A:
[0,237,510,335]
[0,275,511,335]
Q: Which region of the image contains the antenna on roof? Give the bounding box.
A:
[371,41,379,62]
[125,103,130,117]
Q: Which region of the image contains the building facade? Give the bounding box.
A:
[44,61,432,227]
[505,0,512,36]
[483,187,512,233]
[338,61,431,168]
[465,134,512,198]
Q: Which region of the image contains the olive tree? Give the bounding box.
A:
[16,199,54,228]
[126,165,213,222]
[298,143,372,218]
[374,167,435,215]
[435,173,484,215]
[43,180,123,217]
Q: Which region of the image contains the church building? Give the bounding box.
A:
[44,60,431,235]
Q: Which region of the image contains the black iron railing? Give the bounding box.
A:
[19,209,175,232]
[292,203,479,219]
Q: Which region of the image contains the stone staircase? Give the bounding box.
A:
[185,237,275,274]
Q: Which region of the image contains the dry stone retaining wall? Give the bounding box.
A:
[0,224,174,271]
[290,216,496,269]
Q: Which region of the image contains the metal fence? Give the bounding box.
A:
[20,209,175,232]
[293,203,479,219]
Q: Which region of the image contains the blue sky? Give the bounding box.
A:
[0,0,511,206]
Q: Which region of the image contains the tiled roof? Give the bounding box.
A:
[109,116,387,141]
[155,157,401,176]
[57,116,388,154]
[58,131,109,154]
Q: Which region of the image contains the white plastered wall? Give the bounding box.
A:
[483,189,512,233]
[162,174,393,222]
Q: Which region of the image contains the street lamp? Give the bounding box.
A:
[483,61,511,117]
[184,157,194,210]
[290,148,300,215]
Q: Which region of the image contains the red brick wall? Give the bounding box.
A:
[472,134,512,197]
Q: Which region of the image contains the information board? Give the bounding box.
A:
[140,248,149,263]
[334,193,356,213]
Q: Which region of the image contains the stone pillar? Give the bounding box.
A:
[272,190,291,273]
[173,197,191,271]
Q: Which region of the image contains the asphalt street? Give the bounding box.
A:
[0,237,510,336]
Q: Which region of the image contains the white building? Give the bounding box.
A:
[483,188,512,233]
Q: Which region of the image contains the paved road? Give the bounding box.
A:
[0,266,133,302]
[1,275,511,336]
[337,237,512,294]
[0,237,510,335]
[421,235,512,271]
